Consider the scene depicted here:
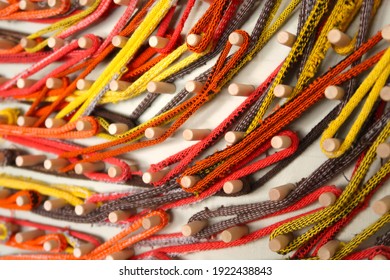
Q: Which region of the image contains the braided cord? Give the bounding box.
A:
[59,0,175,121]
[246,0,329,133]
[320,47,390,158]
[0,174,94,206]
[270,120,390,248]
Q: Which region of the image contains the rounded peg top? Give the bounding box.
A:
[317,240,340,260]
[381,24,390,42]
[322,138,342,153]
[277,31,296,47]
[186,34,202,47]
[327,29,351,48]
[228,32,244,46]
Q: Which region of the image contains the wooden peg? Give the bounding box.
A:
[108,210,133,223]
[182,129,210,141]
[0,77,9,85]
[0,38,16,49]
[379,86,390,102]
[318,192,337,207]
[269,183,295,201]
[76,79,93,90]
[75,202,97,216]
[144,127,168,139]
[0,1,8,9]
[142,169,169,184]
[15,229,45,243]
[324,85,345,100]
[186,34,202,47]
[107,166,123,178]
[142,215,162,229]
[0,222,19,235]
[79,0,95,6]
[271,135,292,149]
[108,123,129,135]
[109,80,131,92]
[221,225,249,243]
[105,249,134,260]
[45,117,66,128]
[75,119,93,131]
[16,194,31,206]
[43,158,69,170]
[47,0,61,8]
[0,152,5,164]
[228,32,244,46]
[224,131,245,145]
[223,180,243,194]
[122,159,139,172]
[43,239,60,252]
[17,116,38,127]
[274,84,293,98]
[73,243,95,258]
[111,35,128,48]
[78,37,93,49]
[322,138,342,152]
[0,188,11,199]
[381,24,390,42]
[46,77,63,89]
[277,31,296,47]
[147,81,176,94]
[47,37,64,49]
[43,198,68,211]
[182,220,208,237]
[15,155,47,167]
[149,36,169,49]
[74,162,105,174]
[372,195,390,215]
[373,254,387,260]
[318,240,340,260]
[113,0,131,6]
[16,78,36,89]
[376,143,390,159]
[327,29,351,48]
[228,83,255,96]
[0,115,8,124]
[20,37,37,49]
[185,80,204,93]
[180,175,200,188]
[19,0,38,10]
[269,233,294,252]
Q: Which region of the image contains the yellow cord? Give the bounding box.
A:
[270,119,390,253]
[320,47,390,158]
[25,1,102,53]
[246,0,363,134]
[58,0,175,121]
[0,174,94,206]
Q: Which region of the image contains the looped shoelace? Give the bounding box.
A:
[132,186,342,259]
[177,31,384,195]
[320,47,390,158]
[0,0,71,21]
[186,0,231,53]
[60,0,176,121]
[0,189,43,211]
[56,30,251,173]
[2,135,137,183]
[0,215,102,255]
[51,0,297,169]
[269,120,390,254]
[0,174,94,207]
[0,210,169,260]
[180,72,390,240]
